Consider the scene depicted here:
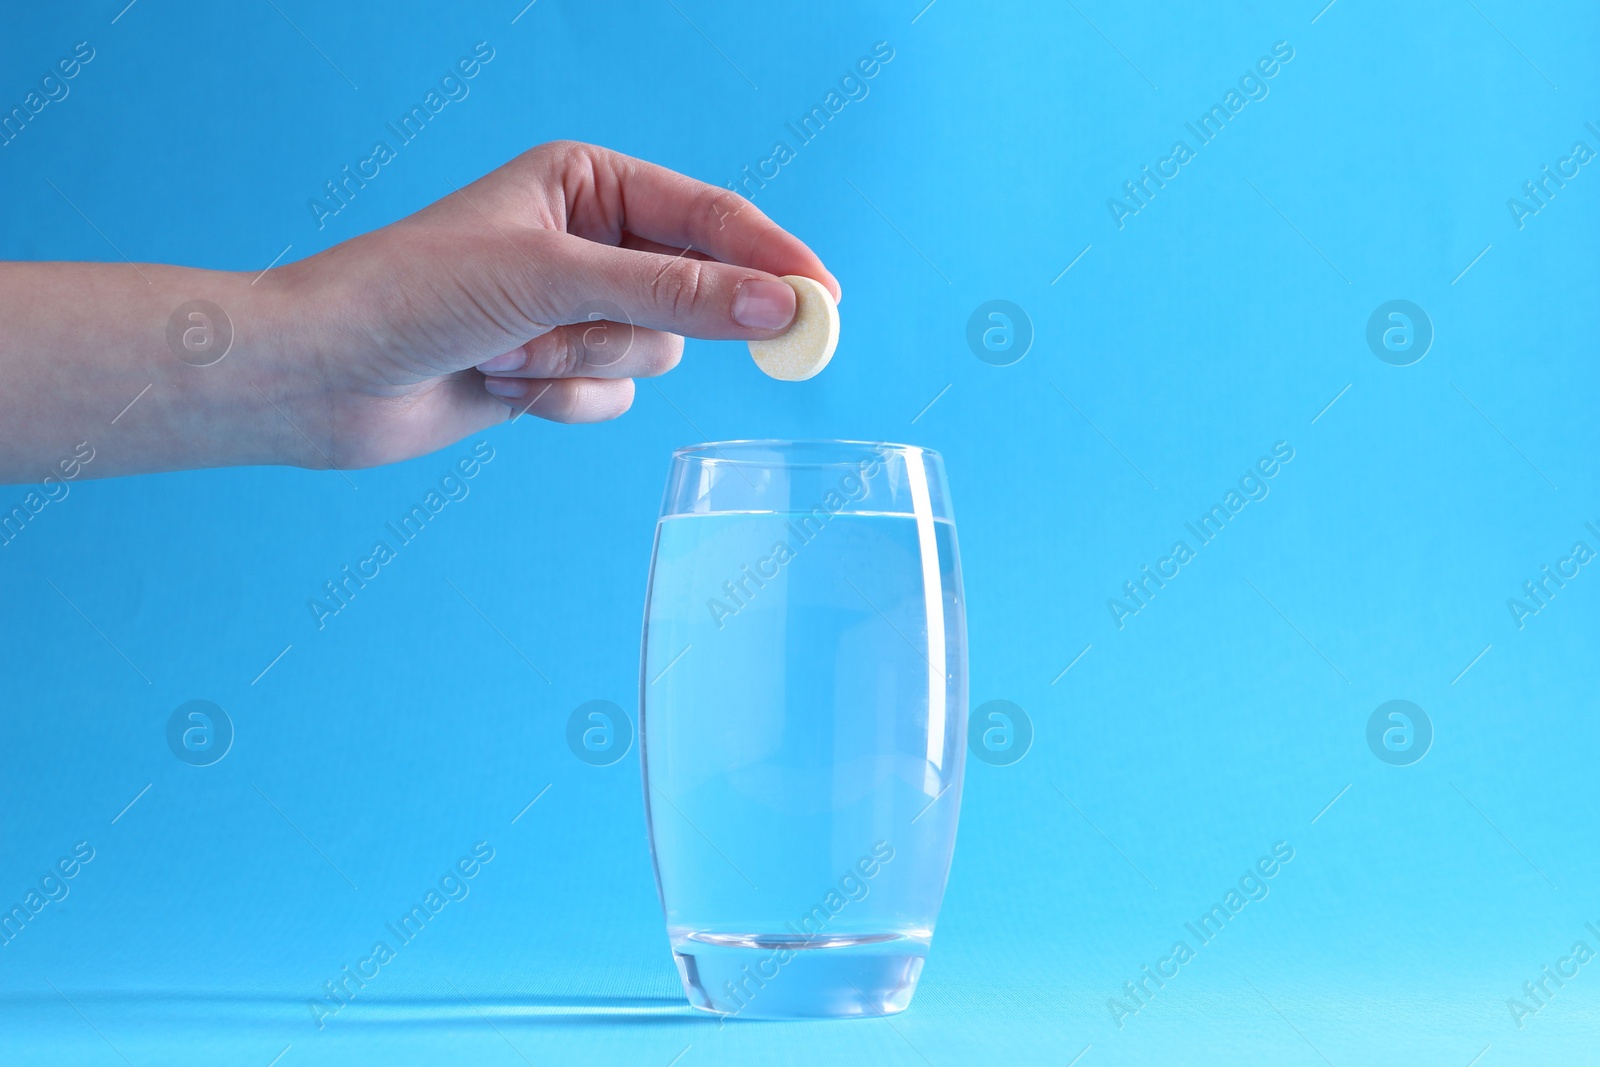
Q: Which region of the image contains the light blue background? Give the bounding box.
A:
[2,1,1597,1063]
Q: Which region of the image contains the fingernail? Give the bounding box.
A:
[477,348,525,373]
[732,280,796,331]
[483,377,523,399]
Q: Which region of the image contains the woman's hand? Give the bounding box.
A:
[276,140,840,470]
[0,141,838,483]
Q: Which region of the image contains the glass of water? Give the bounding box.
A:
[640,440,967,1019]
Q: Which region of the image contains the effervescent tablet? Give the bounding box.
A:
[748,275,838,381]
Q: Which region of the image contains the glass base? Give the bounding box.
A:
[672,933,926,1020]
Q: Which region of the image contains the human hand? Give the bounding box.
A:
[272,140,841,470]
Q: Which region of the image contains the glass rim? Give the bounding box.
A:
[671,439,943,464]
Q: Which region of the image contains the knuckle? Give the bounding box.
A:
[516,334,561,378]
[535,138,582,161]
[655,258,709,319]
[557,327,590,376]
[698,188,750,234]
[579,317,632,369]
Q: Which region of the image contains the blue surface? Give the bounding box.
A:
[2,1,1598,1063]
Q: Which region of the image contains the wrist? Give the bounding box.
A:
[148,265,329,473]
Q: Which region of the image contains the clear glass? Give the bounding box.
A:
[640,440,967,1019]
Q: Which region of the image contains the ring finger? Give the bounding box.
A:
[474,320,683,379]
[482,376,636,423]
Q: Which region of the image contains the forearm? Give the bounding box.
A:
[0,261,316,483]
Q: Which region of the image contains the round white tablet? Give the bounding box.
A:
[748,275,839,382]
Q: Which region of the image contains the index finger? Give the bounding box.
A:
[554,143,842,303]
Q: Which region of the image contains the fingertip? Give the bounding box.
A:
[566,377,634,423]
[784,235,839,303]
[780,244,840,304]
[788,260,840,305]
[610,377,637,418]
[484,375,635,424]
[742,213,839,304]
[483,376,524,400]
[732,278,799,332]
[477,347,527,374]
[646,334,687,377]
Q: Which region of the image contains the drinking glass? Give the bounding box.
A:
[640,440,967,1019]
